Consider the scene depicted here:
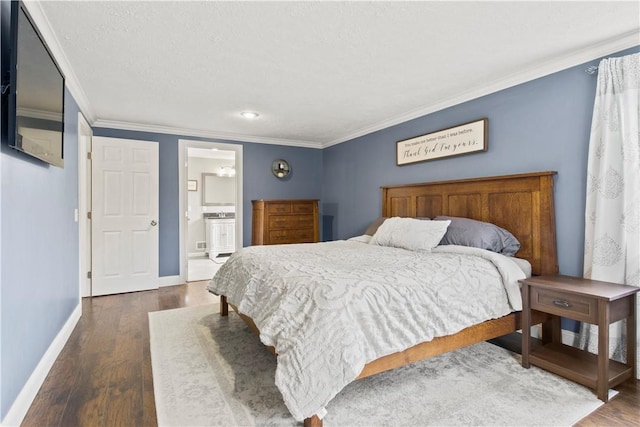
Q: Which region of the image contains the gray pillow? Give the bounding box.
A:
[364,217,388,236]
[434,215,520,256]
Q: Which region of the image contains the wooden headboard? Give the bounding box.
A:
[381,171,558,276]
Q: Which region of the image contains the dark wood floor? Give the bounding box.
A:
[22,281,639,426]
[22,281,218,427]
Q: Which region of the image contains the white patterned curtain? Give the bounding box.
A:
[579,53,640,378]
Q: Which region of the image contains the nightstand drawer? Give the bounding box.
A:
[530,288,597,323]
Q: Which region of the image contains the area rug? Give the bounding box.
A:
[149,304,610,426]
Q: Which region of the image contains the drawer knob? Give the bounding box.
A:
[553,299,571,308]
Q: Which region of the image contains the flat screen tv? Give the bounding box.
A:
[6,0,65,168]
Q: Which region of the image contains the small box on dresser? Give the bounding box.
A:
[520,274,639,402]
[252,199,319,245]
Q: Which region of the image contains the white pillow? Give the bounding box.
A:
[370,217,451,251]
[347,234,372,244]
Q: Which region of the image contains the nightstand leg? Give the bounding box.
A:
[597,302,610,402]
[627,296,637,382]
[541,320,553,345]
[550,316,562,343]
[522,282,531,368]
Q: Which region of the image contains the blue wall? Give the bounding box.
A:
[322,45,640,279]
[92,128,323,276]
[240,142,324,245]
[1,1,80,417]
[1,77,80,427]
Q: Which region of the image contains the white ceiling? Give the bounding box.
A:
[32,1,640,149]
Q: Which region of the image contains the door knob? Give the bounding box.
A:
[151,220,158,226]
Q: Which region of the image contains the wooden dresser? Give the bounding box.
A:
[251,199,319,245]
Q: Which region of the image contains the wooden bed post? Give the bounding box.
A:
[304,415,322,427]
[220,295,229,316]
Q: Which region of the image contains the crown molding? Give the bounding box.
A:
[92,120,323,149]
[23,1,96,123]
[321,31,640,149]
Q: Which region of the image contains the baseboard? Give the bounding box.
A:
[158,275,182,287]
[188,251,206,258]
[1,303,82,427]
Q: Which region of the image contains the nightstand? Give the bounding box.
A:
[520,275,639,402]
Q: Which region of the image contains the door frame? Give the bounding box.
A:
[77,112,92,297]
[178,139,243,284]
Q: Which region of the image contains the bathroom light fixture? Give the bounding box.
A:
[240,111,259,119]
[271,159,291,179]
[218,165,236,177]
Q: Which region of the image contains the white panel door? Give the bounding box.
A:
[91,136,159,296]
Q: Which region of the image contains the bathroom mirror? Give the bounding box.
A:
[202,172,236,206]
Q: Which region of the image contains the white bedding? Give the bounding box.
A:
[208,240,526,421]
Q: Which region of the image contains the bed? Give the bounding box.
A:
[209,171,558,427]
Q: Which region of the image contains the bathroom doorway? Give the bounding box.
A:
[178,139,243,283]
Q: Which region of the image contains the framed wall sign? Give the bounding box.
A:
[187,180,198,191]
[396,118,488,166]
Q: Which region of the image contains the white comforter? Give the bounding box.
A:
[207,240,525,421]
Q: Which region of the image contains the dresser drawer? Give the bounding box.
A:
[268,215,315,230]
[292,203,315,214]
[269,229,315,244]
[530,287,598,323]
[267,203,292,214]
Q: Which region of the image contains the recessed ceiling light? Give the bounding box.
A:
[240,111,259,119]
